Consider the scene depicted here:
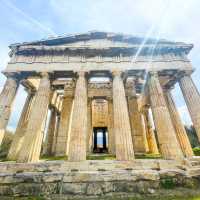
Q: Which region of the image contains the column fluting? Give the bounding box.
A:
[68,71,88,161]
[17,73,51,162]
[179,75,200,142]
[165,89,194,157]
[112,71,134,161]
[0,77,19,145]
[55,92,73,156]
[86,98,93,154]
[142,107,159,154]
[45,107,57,156]
[108,99,115,154]
[148,72,183,160]
[7,91,34,160]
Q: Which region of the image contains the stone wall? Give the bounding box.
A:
[0,159,200,198]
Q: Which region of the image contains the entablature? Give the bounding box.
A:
[10,51,189,64]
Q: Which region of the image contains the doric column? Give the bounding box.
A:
[179,74,200,142]
[148,72,183,160]
[108,99,115,154]
[112,71,134,161]
[127,79,148,154]
[86,98,93,154]
[51,113,60,154]
[0,77,19,145]
[55,84,73,156]
[7,91,34,160]
[68,71,87,161]
[165,89,194,157]
[128,97,149,154]
[44,107,57,156]
[17,73,51,162]
[142,107,159,154]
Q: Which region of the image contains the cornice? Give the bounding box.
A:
[8,31,193,56]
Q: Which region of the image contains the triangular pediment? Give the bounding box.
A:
[10,31,188,47]
[9,31,193,56]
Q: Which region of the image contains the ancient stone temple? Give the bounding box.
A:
[1,31,199,162]
[0,31,200,198]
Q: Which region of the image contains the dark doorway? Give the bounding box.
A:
[93,127,108,153]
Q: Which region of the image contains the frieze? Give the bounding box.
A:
[10,53,189,64]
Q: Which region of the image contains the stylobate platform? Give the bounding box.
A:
[0,158,200,199]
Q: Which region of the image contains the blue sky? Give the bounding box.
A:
[0,0,200,131]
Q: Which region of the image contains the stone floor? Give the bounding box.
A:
[0,157,199,198]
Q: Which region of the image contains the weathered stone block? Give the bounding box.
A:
[61,183,87,195]
[86,183,103,195]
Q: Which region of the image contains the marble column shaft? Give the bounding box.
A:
[17,74,51,162]
[108,99,115,154]
[128,96,149,153]
[148,72,183,160]
[0,77,19,145]
[55,92,73,156]
[165,90,194,157]
[143,108,159,154]
[51,114,60,154]
[86,98,93,154]
[68,72,87,161]
[7,92,34,160]
[45,107,57,156]
[112,71,134,161]
[179,75,200,142]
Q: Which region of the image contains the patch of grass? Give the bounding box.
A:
[193,147,200,156]
[124,197,200,200]
[38,153,162,161]
[135,153,162,159]
[87,154,116,160]
[87,153,162,160]
[40,155,67,161]
[160,177,176,189]
[14,197,45,200]
[0,157,14,162]
[9,195,200,200]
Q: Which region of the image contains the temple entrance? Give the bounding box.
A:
[93,127,108,153]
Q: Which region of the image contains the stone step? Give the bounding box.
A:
[187,167,200,176]
[0,159,184,173]
[190,160,200,167]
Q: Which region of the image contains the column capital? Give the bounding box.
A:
[148,71,159,78]
[112,70,123,77]
[64,79,75,90]
[182,70,193,76]
[106,96,113,102]
[40,72,49,78]
[74,71,88,78]
[5,73,21,82]
[125,78,137,98]
[125,78,136,87]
